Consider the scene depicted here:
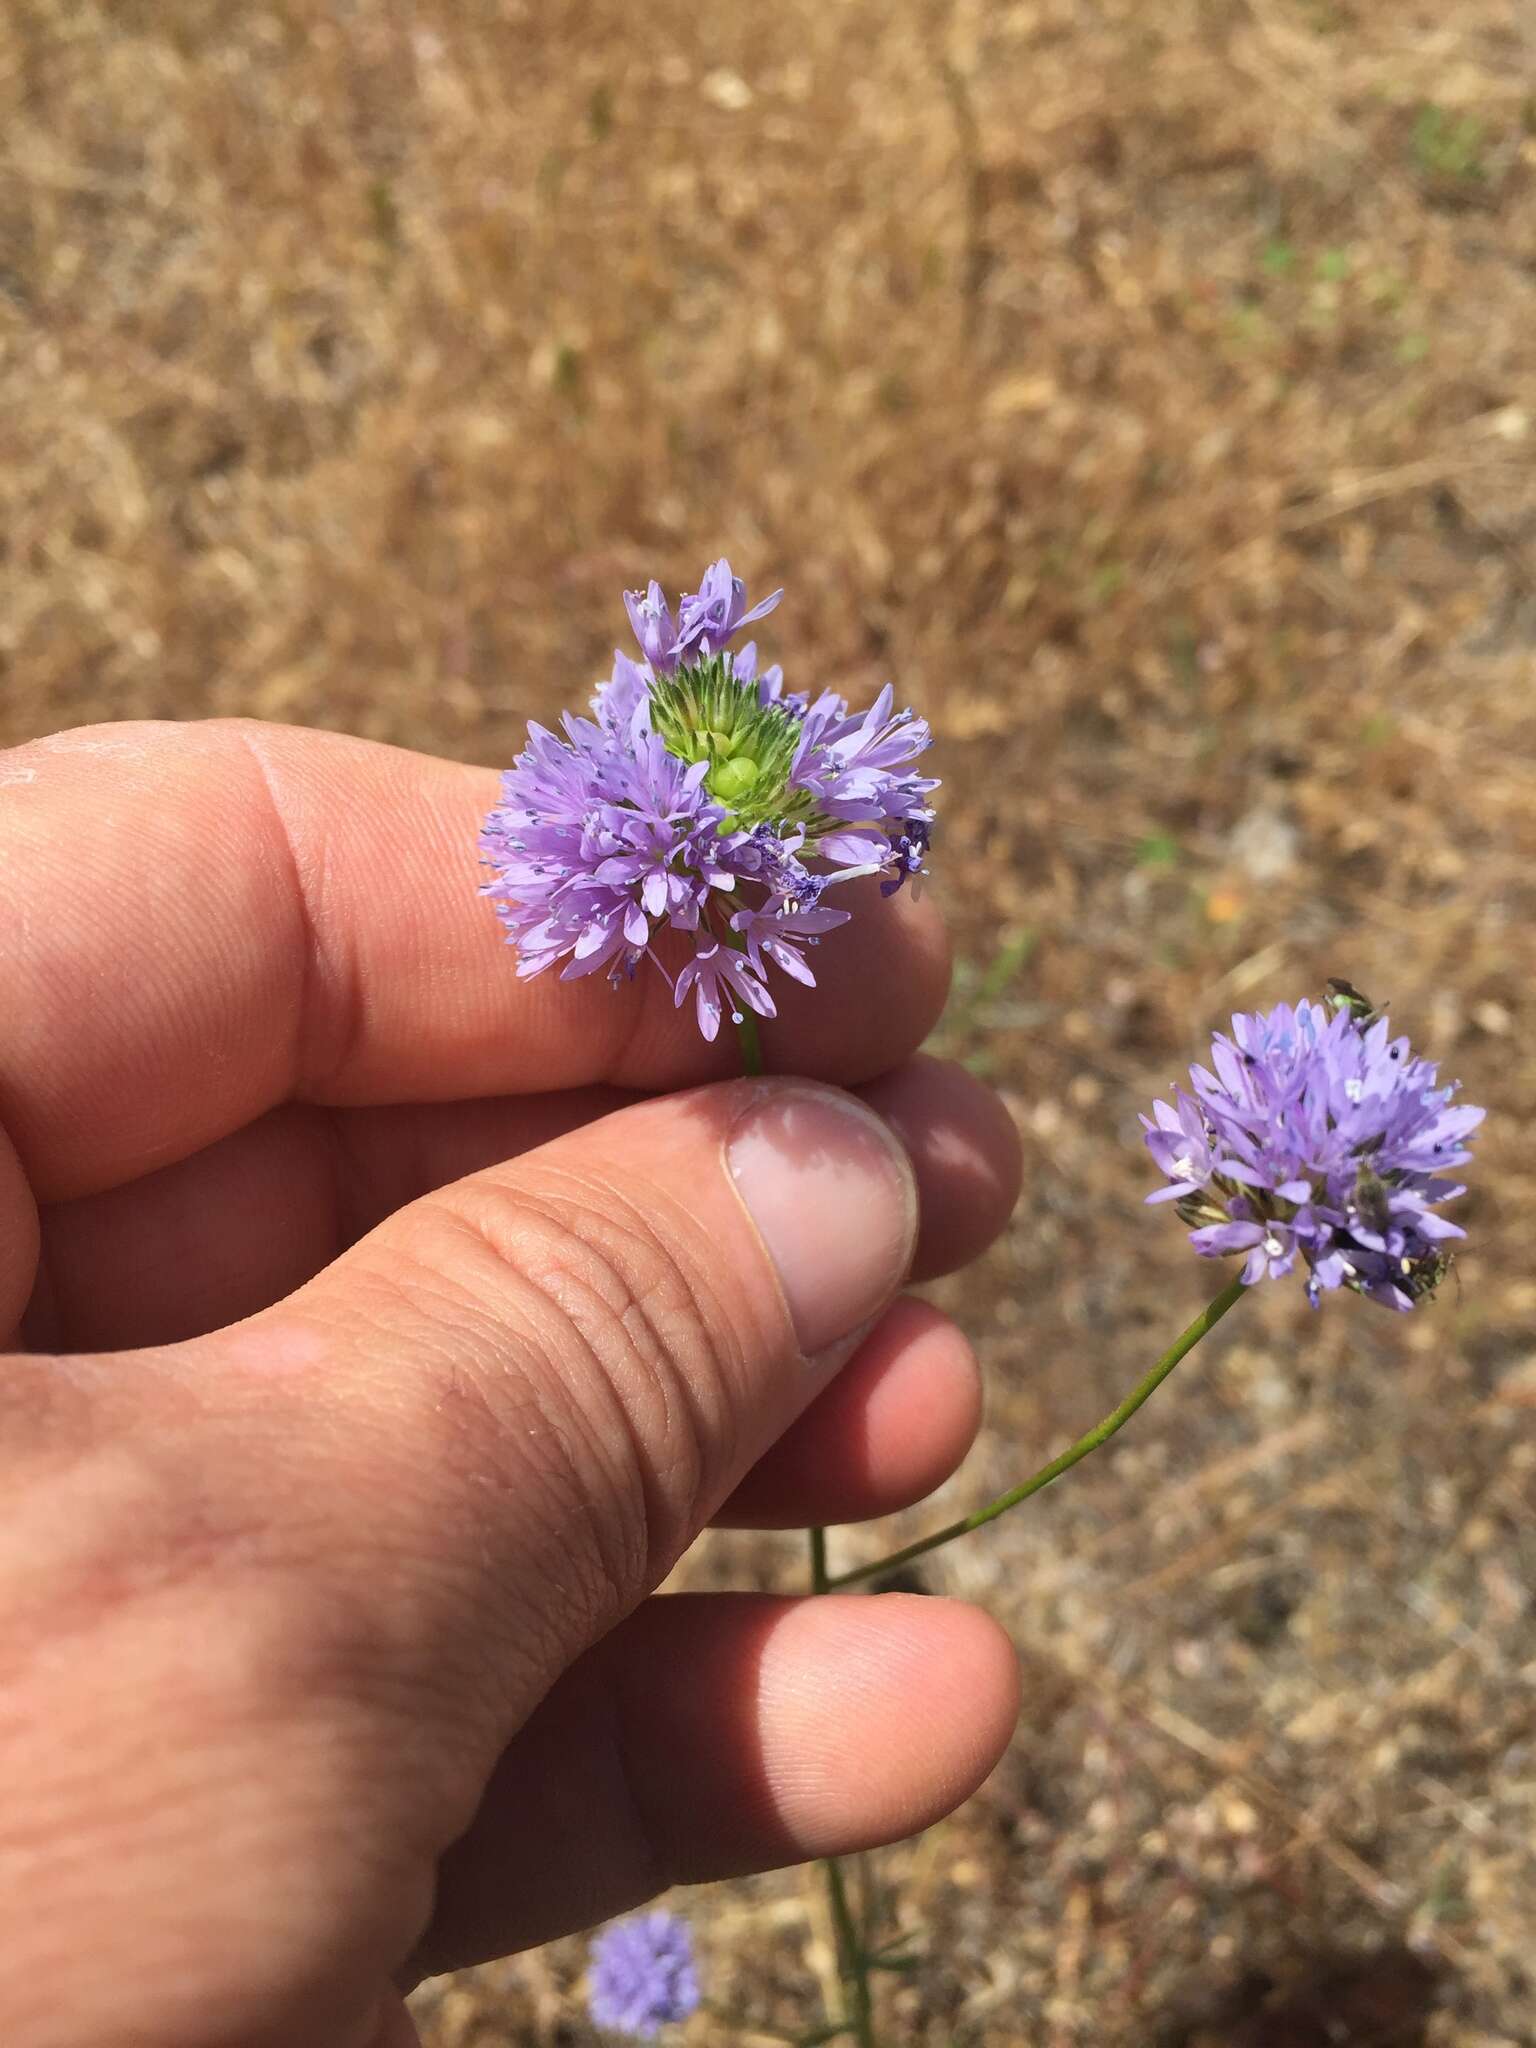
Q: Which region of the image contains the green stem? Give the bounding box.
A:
[825,1276,1247,1592]
[822,1856,876,2048]
[727,925,766,1083]
[734,1000,763,1080]
[811,1532,872,2041]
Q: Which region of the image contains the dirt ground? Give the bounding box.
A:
[4,1,1535,2042]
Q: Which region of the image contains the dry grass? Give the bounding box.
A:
[4,0,1536,2041]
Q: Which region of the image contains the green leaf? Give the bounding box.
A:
[976,927,1037,1002]
[1260,238,1296,278]
[1134,830,1181,870]
[1412,104,1488,182]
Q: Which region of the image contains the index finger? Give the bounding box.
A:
[0,720,950,1201]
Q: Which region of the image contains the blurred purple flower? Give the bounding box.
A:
[587,1911,700,2039]
[1143,992,1483,1309]
[481,562,937,1040]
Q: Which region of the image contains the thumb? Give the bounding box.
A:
[224,1077,918,1735]
[0,1083,922,2046]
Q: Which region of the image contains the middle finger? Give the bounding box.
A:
[30,1058,1020,1353]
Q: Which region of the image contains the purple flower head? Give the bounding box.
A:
[481,563,937,1040]
[587,1911,700,2039]
[1143,988,1483,1310]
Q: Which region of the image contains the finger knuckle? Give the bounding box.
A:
[380,1169,737,1614]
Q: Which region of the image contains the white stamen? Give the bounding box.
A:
[1263,1234,1285,1258]
[1344,1078,1364,1103]
[1171,1154,1197,1181]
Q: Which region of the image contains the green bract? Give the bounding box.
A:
[648,654,815,831]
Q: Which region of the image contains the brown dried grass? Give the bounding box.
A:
[4,1,1535,2041]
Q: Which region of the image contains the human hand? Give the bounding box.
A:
[0,721,1022,2048]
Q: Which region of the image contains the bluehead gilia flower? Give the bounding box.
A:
[481,562,937,1039]
[587,1911,701,2038]
[1144,990,1483,1310]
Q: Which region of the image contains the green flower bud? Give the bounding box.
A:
[710,755,762,805]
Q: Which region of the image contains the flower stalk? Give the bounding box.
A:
[733,989,764,1082]
[825,1275,1247,1592]
[821,1856,876,2048]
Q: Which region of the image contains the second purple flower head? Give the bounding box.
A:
[1144,983,1483,1311]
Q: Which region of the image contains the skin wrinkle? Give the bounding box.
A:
[315,1102,366,1262]
[600,1631,723,1895]
[464,1186,700,1601]
[256,1583,493,1839]
[467,1230,655,1607]
[1,1445,214,1670]
[516,1165,735,1537]
[407,1653,662,1985]
[317,1230,629,1698]
[630,1163,754,1478]
[600,1653,678,1903]
[393,1376,593,1728]
[477,1153,780,1569]
[0,1115,40,1341]
[233,723,366,1106]
[368,1198,658,1647]
[13,1218,52,1358]
[171,1696,436,2048]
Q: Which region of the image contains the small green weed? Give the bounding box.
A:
[1412,104,1488,183]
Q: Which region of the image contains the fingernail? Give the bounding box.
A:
[727,1085,918,1359]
